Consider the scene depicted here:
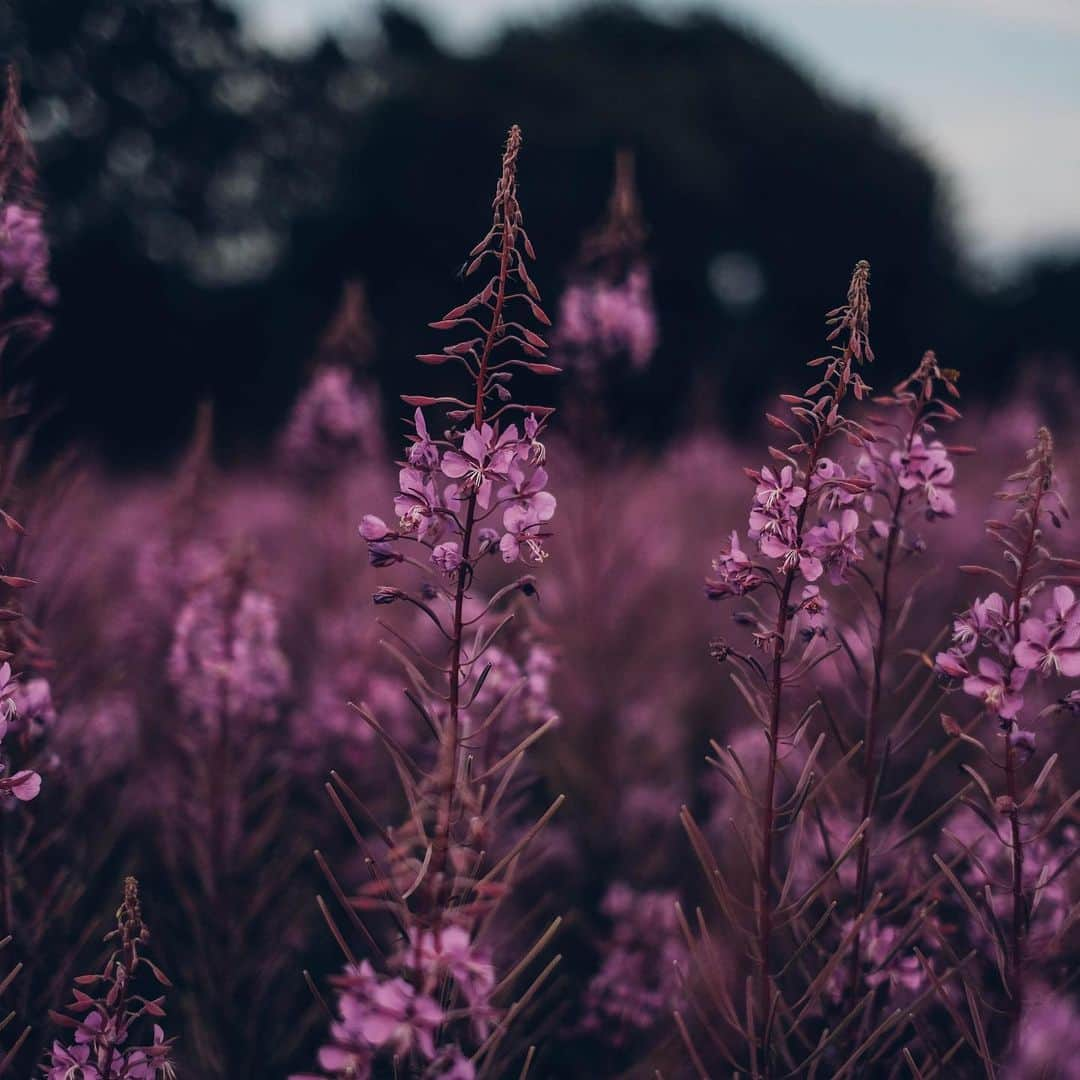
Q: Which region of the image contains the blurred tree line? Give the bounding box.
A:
[2,0,1077,465]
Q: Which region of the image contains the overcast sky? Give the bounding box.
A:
[224,0,1080,265]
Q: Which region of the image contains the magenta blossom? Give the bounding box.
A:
[754,465,806,514]
[893,435,956,518]
[0,203,57,306]
[359,515,392,541]
[497,463,556,522]
[795,584,828,639]
[758,525,823,582]
[706,531,764,599]
[431,542,463,574]
[804,508,863,585]
[1044,585,1080,638]
[394,468,447,543]
[962,657,1027,719]
[934,649,970,681]
[500,504,549,565]
[951,593,1008,656]
[440,423,518,510]
[810,457,856,510]
[354,977,443,1060]
[1013,617,1080,678]
[407,408,440,470]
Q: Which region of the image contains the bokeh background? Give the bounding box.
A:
[2,3,1079,1077]
[1,0,1077,464]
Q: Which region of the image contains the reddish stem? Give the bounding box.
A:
[430,166,515,911]
[846,410,919,998]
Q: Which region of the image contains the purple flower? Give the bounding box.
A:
[810,457,856,510]
[280,364,382,472]
[440,423,519,510]
[934,649,970,682]
[409,926,496,1035]
[359,515,392,541]
[892,435,956,518]
[582,884,688,1046]
[407,408,440,470]
[962,657,1026,719]
[0,203,57,306]
[553,263,658,371]
[10,675,56,738]
[794,584,828,639]
[431,542,463,574]
[168,582,291,722]
[499,504,549,565]
[1044,585,1080,638]
[706,531,763,599]
[0,661,16,731]
[951,593,1008,656]
[754,465,806,514]
[1013,617,1080,678]
[1,768,41,802]
[1009,727,1036,760]
[523,412,546,464]
[47,1041,99,1080]
[758,531,823,582]
[394,468,446,543]
[354,976,443,1060]
[496,463,556,522]
[804,508,863,585]
[1003,991,1080,1080]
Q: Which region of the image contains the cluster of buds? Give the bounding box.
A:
[47,878,174,1079]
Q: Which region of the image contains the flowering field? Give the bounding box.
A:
[0,67,1079,1079]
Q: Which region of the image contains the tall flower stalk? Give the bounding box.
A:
[934,426,1079,1057]
[845,351,963,998]
[47,877,175,1079]
[0,64,54,1072]
[693,262,874,1075]
[751,262,873,1062]
[298,125,563,1079]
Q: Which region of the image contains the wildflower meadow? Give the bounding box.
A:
[0,38,1078,1080]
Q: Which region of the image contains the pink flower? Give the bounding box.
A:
[951,593,1008,656]
[0,204,57,306]
[496,463,556,522]
[440,423,519,510]
[934,649,970,681]
[499,504,549,565]
[706,531,764,598]
[962,657,1026,719]
[3,769,42,801]
[359,515,392,541]
[754,466,806,513]
[431,542,463,574]
[893,435,956,518]
[354,977,442,1060]
[758,526,823,582]
[407,407,440,469]
[1044,585,1080,638]
[810,457,856,510]
[795,584,829,639]
[409,926,496,1035]
[804,508,863,585]
[394,468,446,542]
[1013,618,1080,678]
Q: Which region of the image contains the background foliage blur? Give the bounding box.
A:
[2,0,1077,467]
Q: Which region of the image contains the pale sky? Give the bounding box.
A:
[225,0,1080,265]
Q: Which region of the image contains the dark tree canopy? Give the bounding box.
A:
[0,0,1073,465]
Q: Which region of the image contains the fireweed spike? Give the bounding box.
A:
[297,126,564,1080]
